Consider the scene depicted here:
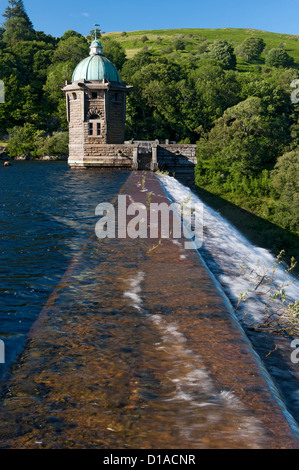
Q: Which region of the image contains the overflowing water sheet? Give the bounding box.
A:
[158,175,299,327]
[122,270,266,448]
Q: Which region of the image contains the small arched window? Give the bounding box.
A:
[89,113,100,120]
[72,92,77,100]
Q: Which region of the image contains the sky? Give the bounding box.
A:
[1,0,299,37]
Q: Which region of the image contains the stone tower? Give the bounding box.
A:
[63,35,132,168]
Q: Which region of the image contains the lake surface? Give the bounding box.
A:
[0,163,298,448]
[0,162,130,377]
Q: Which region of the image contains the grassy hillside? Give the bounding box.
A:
[104,28,299,69]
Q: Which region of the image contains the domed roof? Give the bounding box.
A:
[91,39,101,48]
[72,54,121,82]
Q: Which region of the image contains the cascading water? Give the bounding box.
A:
[0,167,298,448]
[158,174,299,427]
[158,174,299,327]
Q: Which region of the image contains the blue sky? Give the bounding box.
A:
[1,0,299,37]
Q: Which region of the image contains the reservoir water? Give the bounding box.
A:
[0,162,298,448]
[0,162,130,377]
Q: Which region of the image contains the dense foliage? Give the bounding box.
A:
[235,37,266,62]
[0,1,298,235]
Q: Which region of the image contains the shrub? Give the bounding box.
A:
[38,131,69,157]
[7,123,37,157]
[208,40,236,69]
[270,149,299,232]
[173,37,186,51]
[265,48,294,67]
[236,37,266,62]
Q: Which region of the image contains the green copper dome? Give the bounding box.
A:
[72,54,121,82]
[91,39,101,48]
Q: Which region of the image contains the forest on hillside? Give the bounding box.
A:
[0,1,298,237]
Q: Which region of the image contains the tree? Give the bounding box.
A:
[36,131,69,157]
[197,40,210,54]
[3,0,33,29]
[265,48,294,67]
[121,50,154,80]
[173,37,186,51]
[101,37,126,70]
[271,149,299,231]
[6,122,37,157]
[192,63,241,129]
[208,40,236,69]
[236,37,266,62]
[33,47,55,80]
[52,36,89,67]
[195,96,290,192]
[3,17,35,45]
[43,62,74,127]
[60,30,83,41]
[88,27,102,41]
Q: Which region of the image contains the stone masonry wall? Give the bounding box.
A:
[83,144,135,167]
[107,93,126,144]
[157,144,197,186]
[68,91,84,161]
[157,144,197,166]
[84,93,107,144]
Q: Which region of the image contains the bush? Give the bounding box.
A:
[271,149,299,232]
[265,48,294,67]
[101,38,126,70]
[236,37,266,62]
[173,37,186,51]
[197,40,210,54]
[37,131,69,157]
[7,123,37,157]
[208,40,236,69]
[7,125,69,158]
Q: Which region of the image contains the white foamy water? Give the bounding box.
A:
[121,269,285,446]
[149,313,265,446]
[123,271,145,310]
[158,175,299,326]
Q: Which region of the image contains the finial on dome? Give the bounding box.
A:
[94,24,100,40]
[90,24,103,55]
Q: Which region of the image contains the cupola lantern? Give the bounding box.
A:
[63,25,133,168]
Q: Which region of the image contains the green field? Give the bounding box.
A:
[104,27,299,69]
